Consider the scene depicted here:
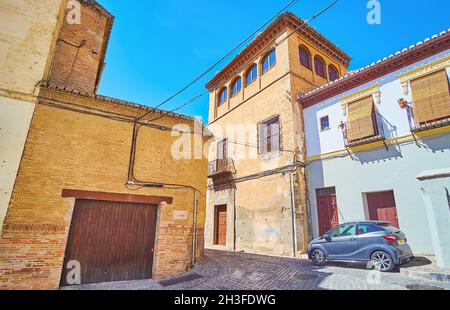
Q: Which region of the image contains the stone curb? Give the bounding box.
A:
[400,269,450,282]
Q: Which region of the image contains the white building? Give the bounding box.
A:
[299,30,450,267]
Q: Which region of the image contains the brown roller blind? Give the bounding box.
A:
[346,96,376,142]
[411,69,450,124]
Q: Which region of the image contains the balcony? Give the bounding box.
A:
[208,158,236,178]
[407,104,450,133]
[340,112,385,148]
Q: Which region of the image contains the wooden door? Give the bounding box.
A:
[367,191,400,228]
[316,187,339,236]
[214,205,227,246]
[60,199,158,286]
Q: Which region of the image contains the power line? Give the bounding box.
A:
[220,0,339,85]
[134,0,300,122]
[140,0,339,126]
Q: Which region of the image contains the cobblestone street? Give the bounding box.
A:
[63,250,450,290]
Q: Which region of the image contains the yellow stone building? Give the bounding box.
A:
[205,13,350,256]
[0,0,209,289]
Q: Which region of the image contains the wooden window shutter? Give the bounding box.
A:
[217,140,226,159]
[346,96,376,142]
[270,119,280,152]
[258,123,267,154]
[411,69,450,124]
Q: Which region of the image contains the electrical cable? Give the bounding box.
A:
[134,0,300,121]
[137,0,339,129]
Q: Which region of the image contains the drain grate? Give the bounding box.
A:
[406,284,445,291]
[292,273,318,281]
[158,273,203,287]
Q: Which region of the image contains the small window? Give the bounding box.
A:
[314,55,327,79]
[329,224,356,238]
[262,49,276,74]
[320,116,330,131]
[328,64,340,81]
[231,77,242,97]
[299,45,312,70]
[245,64,258,86]
[218,87,228,105]
[258,116,280,154]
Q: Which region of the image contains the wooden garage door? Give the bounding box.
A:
[367,191,400,229]
[60,199,158,286]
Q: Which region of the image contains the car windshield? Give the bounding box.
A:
[378,224,400,234]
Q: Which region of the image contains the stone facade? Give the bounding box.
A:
[204,13,350,257]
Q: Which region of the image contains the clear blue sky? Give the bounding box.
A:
[97,0,450,122]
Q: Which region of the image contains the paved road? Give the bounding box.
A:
[63,250,450,290]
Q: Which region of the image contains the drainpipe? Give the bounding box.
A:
[233,188,236,252]
[289,171,297,258]
[192,190,198,266]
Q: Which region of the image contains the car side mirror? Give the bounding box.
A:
[323,234,332,242]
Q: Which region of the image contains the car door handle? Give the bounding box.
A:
[350,238,357,241]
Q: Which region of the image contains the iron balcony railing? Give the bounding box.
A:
[406,103,450,133]
[340,112,385,148]
[208,158,236,177]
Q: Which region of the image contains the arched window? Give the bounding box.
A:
[218,87,228,105]
[245,64,258,86]
[328,64,339,81]
[299,45,312,70]
[262,49,276,74]
[314,55,326,79]
[231,77,242,97]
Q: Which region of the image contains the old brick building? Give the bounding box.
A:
[0,0,209,289]
[205,13,350,257]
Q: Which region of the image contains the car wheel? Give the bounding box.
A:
[311,249,326,266]
[370,251,394,272]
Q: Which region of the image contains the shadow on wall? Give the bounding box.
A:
[414,134,450,153]
[446,188,450,211]
[351,145,402,165]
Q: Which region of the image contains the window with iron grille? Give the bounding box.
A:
[258,116,280,154]
[317,187,336,197]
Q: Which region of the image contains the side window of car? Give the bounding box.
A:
[330,224,356,238]
[357,224,381,235]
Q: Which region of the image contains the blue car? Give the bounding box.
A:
[308,221,414,272]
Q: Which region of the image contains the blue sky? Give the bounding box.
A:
[97,0,450,122]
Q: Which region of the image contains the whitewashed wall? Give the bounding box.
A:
[303,49,450,255]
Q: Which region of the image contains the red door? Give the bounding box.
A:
[316,187,339,236]
[367,191,400,228]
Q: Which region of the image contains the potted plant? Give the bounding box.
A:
[398,98,408,109]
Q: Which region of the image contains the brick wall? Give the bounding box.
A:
[47,1,112,94]
[0,89,208,289]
